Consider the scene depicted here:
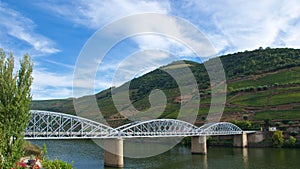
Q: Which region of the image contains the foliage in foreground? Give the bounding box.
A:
[0,49,33,168]
[42,158,74,169]
[42,143,74,169]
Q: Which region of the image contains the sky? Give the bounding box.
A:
[0,0,300,100]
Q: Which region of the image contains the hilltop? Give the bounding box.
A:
[31,47,300,127]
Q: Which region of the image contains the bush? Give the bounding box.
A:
[282,120,290,125]
[275,122,281,127]
[290,131,298,137]
[285,136,296,147]
[42,158,74,169]
[262,85,268,90]
[42,143,74,169]
[243,114,249,121]
[264,119,271,127]
[272,130,284,148]
[231,120,252,130]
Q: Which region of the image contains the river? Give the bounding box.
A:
[31,140,300,169]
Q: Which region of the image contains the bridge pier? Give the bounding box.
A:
[104,138,124,168]
[191,136,207,154]
[233,131,247,147]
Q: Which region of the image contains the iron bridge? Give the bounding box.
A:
[25,110,243,139]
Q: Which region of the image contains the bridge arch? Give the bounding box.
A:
[26,111,244,139]
[117,119,199,137]
[198,122,243,135]
[26,110,117,139]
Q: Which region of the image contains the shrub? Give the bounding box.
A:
[275,122,281,127]
[285,136,296,147]
[42,158,74,169]
[257,86,263,91]
[231,120,252,130]
[290,131,298,137]
[262,85,268,90]
[243,114,248,121]
[279,126,286,131]
[282,120,290,125]
[41,143,74,169]
[264,119,271,126]
[272,130,284,148]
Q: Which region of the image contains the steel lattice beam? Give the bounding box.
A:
[25,110,244,139]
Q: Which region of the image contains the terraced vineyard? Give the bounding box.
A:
[31,48,300,126]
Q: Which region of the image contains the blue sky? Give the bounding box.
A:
[1,0,300,100]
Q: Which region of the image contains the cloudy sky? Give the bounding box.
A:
[1,0,300,100]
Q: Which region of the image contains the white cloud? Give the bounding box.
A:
[42,0,170,29]
[32,66,113,99]
[31,69,72,100]
[27,0,300,100]
[187,0,300,53]
[0,2,60,56]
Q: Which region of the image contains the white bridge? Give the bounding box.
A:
[25,110,251,168]
[25,110,243,139]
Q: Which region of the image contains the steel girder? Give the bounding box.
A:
[25,111,243,139]
[25,110,118,139]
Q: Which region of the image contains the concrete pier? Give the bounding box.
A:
[191,136,207,154]
[233,131,248,147]
[104,138,124,168]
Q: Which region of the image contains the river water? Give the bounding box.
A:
[31,140,300,169]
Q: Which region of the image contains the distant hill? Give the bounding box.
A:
[31,48,300,127]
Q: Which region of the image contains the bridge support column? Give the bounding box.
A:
[191,136,207,154]
[233,131,247,147]
[104,138,124,168]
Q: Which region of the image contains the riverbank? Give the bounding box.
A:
[180,132,300,148]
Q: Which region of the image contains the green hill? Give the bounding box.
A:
[31,48,300,127]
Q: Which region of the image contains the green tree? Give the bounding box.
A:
[0,49,33,168]
[272,130,284,148]
[231,120,252,130]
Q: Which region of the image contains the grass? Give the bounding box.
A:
[229,87,300,107]
[229,79,264,89]
[258,67,300,84]
[224,107,244,112]
[254,110,300,120]
[228,67,300,90]
[268,92,300,106]
[229,91,270,107]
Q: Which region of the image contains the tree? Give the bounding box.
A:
[272,131,284,148]
[0,49,33,168]
[231,120,252,130]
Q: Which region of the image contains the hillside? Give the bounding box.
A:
[31,48,300,127]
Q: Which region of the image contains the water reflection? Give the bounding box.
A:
[243,148,248,169]
[30,140,300,169]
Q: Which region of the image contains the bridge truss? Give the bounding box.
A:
[25,110,243,139]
